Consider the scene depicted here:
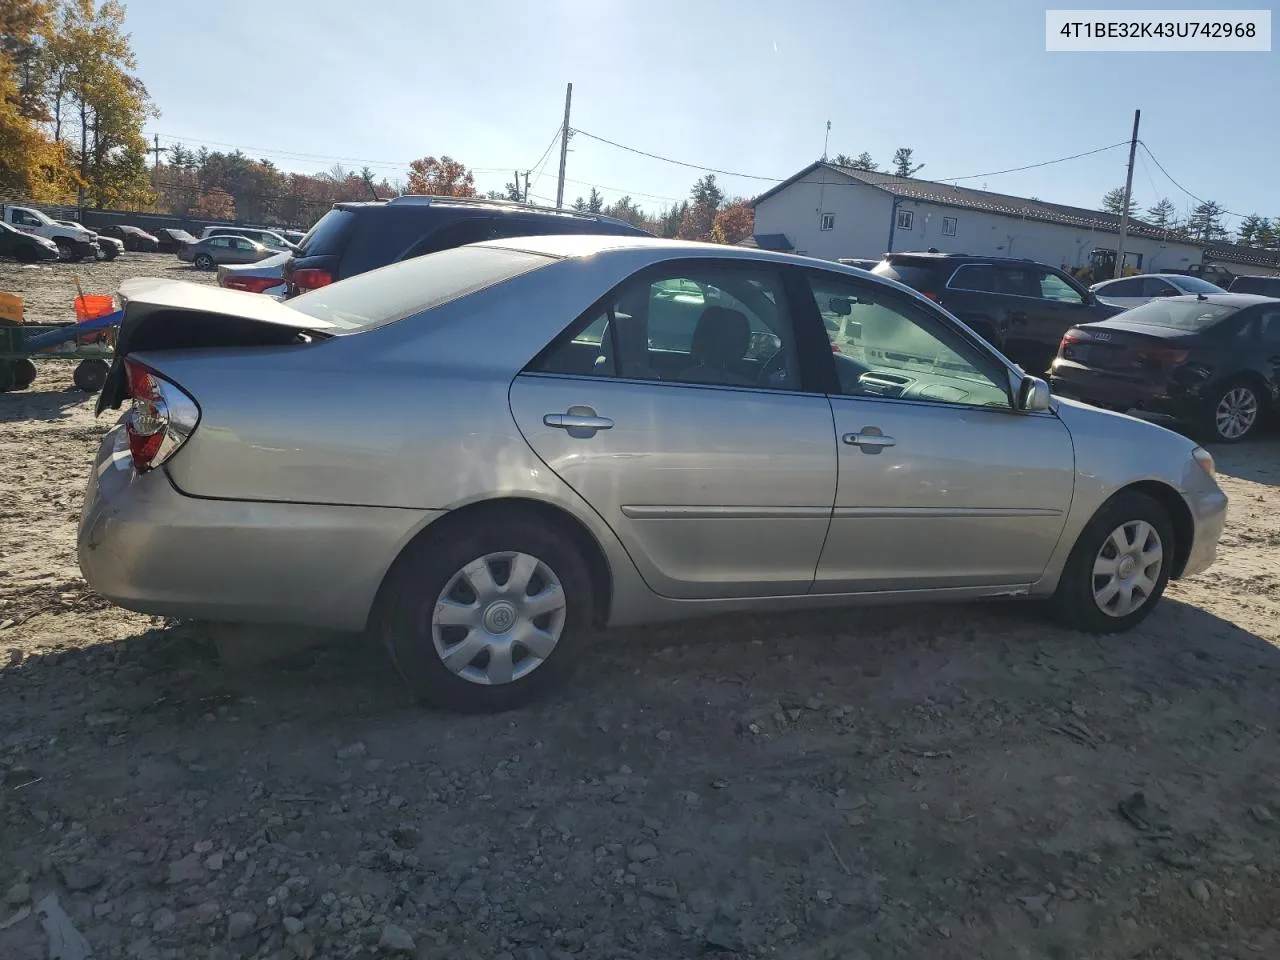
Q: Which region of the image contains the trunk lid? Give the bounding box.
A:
[1061,319,1199,379]
[98,278,338,414]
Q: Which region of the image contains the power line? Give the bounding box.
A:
[935,141,1130,183]
[528,125,561,179]
[1137,141,1249,221]
[570,128,783,181]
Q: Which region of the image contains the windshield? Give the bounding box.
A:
[1118,299,1238,331]
[286,244,555,331]
[1167,275,1225,295]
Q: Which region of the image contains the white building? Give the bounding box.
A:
[749,161,1206,274]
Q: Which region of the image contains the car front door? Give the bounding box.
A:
[509,259,837,600]
[807,270,1075,593]
[1094,277,1146,308]
[230,238,258,263]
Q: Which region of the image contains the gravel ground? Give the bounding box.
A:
[2,256,1280,959]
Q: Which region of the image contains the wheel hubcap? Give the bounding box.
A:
[1216,387,1258,440]
[1092,520,1163,618]
[430,551,566,686]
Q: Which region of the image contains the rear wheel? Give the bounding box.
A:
[1203,380,1261,443]
[193,253,214,270]
[1051,491,1173,633]
[0,361,13,393]
[100,244,118,261]
[72,358,109,393]
[10,359,37,390]
[380,510,594,713]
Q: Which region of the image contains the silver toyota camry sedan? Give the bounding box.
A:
[78,235,1227,712]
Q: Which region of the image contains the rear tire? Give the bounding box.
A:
[193,253,214,270]
[1051,491,1174,634]
[0,361,13,393]
[72,358,109,393]
[379,509,594,713]
[100,245,118,261]
[1201,379,1262,444]
[10,359,37,390]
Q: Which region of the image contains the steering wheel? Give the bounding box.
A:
[758,347,790,387]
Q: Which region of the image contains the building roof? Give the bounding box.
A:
[1203,241,1280,268]
[750,161,1197,244]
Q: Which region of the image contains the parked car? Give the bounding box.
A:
[278,229,306,245]
[870,251,1123,374]
[1050,293,1280,443]
[179,234,274,270]
[201,226,296,252]
[218,250,289,296]
[837,258,879,270]
[0,220,60,263]
[1227,275,1280,298]
[0,203,99,260]
[97,224,161,252]
[80,235,1227,713]
[281,194,651,297]
[1090,273,1225,308]
[154,227,198,254]
[55,220,122,261]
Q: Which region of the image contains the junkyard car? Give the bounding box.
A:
[79,236,1227,712]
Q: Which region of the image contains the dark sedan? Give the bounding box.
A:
[97,224,160,252]
[0,220,60,262]
[155,227,198,253]
[1050,293,1280,443]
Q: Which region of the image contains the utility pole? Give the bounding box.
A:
[555,82,572,210]
[151,133,164,189]
[523,170,530,203]
[822,119,831,161]
[1113,108,1140,279]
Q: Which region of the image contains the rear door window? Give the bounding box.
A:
[947,264,995,292]
[992,267,1039,298]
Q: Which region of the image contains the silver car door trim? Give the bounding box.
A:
[543,413,615,430]
[831,506,1063,519]
[621,505,833,520]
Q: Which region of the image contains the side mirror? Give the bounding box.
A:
[1017,375,1051,412]
[828,297,853,316]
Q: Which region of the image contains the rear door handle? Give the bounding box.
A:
[544,413,614,430]
[843,428,896,454]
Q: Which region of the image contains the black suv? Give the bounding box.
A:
[1227,275,1280,298]
[284,196,651,298]
[870,251,1123,374]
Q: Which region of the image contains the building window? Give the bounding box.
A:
[942,216,957,237]
[896,209,914,231]
[820,212,835,231]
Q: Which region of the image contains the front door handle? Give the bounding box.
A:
[543,406,614,438]
[843,427,896,454]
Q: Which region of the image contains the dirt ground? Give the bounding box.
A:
[2,255,1280,960]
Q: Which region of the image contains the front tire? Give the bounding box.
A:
[193,253,214,270]
[10,359,37,390]
[53,237,81,261]
[72,358,109,393]
[1203,380,1261,443]
[380,510,594,713]
[1052,491,1174,633]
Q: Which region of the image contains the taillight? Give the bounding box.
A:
[124,359,200,472]
[291,268,333,292]
[222,275,281,294]
[1139,347,1189,365]
[1059,330,1086,356]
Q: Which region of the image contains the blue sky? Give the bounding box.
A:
[125,0,1277,229]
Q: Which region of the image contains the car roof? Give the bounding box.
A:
[1162,293,1275,307]
[887,251,1041,264]
[479,233,874,271]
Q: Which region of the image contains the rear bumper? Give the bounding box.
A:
[77,426,442,631]
[1049,359,1204,422]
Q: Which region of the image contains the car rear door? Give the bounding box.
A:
[802,268,1075,593]
[509,258,837,600]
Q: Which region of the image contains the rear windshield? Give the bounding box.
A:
[1228,276,1280,296]
[870,259,936,290]
[1117,299,1238,331]
[297,208,356,257]
[286,244,555,331]
[1166,275,1225,295]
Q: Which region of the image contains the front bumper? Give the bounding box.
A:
[77,426,442,631]
[1180,475,1228,579]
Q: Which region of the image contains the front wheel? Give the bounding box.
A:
[10,359,37,390]
[1203,380,1261,443]
[1051,491,1174,634]
[100,245,118,261]
[72,358,109,393]
[54,237,83,262]
[193,253,214,270]
[380,510,594,713]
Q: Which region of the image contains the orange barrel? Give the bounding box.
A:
[74,294,115,344]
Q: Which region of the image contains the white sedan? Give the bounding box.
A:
[1091,273,1225,309]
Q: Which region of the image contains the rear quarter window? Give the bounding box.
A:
[1228,276,1280,297]
[297,209,357,259]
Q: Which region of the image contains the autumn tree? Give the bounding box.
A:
[45,0,155,208]
[405,155,475,197]
[891,147,922,178]
[1101,186,1138,218]
[710,201,753,245]
[0,0,74,199]
[1145,197,1176,230]
[189,185,234,220]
